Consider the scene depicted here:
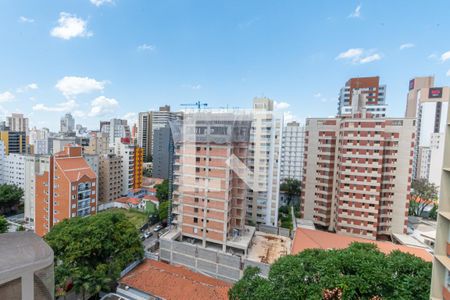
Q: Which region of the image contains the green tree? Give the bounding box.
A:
[280,178,301,206]
[45,211,143,299]
[409,179,438,217]
[17,225,26,231]
[155,179,169,202]
[0,184,24,214]
[229,243,432,300]
[158,201,170,221]
[429,203,438,220]
[0,216,9,233]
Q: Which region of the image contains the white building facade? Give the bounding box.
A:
[280,121,305,181]
[246,98,282,226]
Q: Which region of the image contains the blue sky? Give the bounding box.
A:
[1,0,450,131]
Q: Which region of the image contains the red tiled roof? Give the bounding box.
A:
[120,260,231,300]
[116,197,140,205]
[55,157,96,182]
[291,228,432,262]
[143,195,158,202]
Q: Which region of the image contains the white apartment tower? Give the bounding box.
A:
[405,76,450,185]
[60,113,75,134]
[113,138,135,195]
[246,98,282,226]
[7,113,29,133]
[280,121,305,181]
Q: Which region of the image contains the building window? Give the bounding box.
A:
[193,217,198,223]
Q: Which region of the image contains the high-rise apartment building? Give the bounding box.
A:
[138,106,181,161]
[133,147,144,189]
[152,126,173,179]
[98,154,123,203]
[101,119,130,146]
[113,138,138,195]
[60,113,75,134]
[138,111,151,161]
[7,113,29,133]
[171,111,252,250]
[430,97,450,300]
[280,121,305,181]
[29,127,50,155]
[84,131,110,155]
[0,130,27,155]
[0,153,26,189]
[337,76,387,117]
[405,76,450,183]
[34,145,97,236]
[246,98,282,226]
[301,111,415,240]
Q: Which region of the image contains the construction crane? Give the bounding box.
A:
[180,101,208,110]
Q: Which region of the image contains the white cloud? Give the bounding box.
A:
[349,4,361,18]
[358,53,381,64]
[18,16,34,23]
[447,70,450,77]
[336,48,382,64]
[428,53,438,60]
[122,112,138,125]
[27,83,38,90]
[90,0,114,6]
[137,44,156,51]
[313,93,322,98]
[441,51,450,62]
[88,96,119,117]
[0,91,15,103]
[50,12,92,40]
[56,76,106,97]
[400,43,415,50]
[32,99,78,112]
[274,101,290,110]
[73,110,86,118]
[17,83,39,93]
[181,84,202,90]
[336,48,363,60]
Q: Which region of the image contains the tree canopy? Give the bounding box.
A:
[0,216,9,233]
[44,211,143,298]
[155,179,169,202]
[229,243,431,300]
[158,200,170,222]
[409,178,438,217]
[0,184,24,214]
[280,178,301,206]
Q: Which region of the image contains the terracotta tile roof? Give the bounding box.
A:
[55,157,96,182]
[143,195,158,202]
[115,197,140,205]
[291,228,432,262]
[120,260,231,300]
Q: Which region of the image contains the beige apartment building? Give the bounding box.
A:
[301,110,415,240]
[430,98,450,299]
[171,111,252,251]
[98,153,123,203]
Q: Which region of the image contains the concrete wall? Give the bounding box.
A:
[160,239,243,282]
[258,224,291,238]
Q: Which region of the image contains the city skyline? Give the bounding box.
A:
[1,1,450,131]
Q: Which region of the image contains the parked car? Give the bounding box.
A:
[144,232,152,239]
[153,224,163,232]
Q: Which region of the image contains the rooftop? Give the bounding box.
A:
[119,259,231,300]
[291,228,432,262]
[247,231,291,264]
[0,232,54,280]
